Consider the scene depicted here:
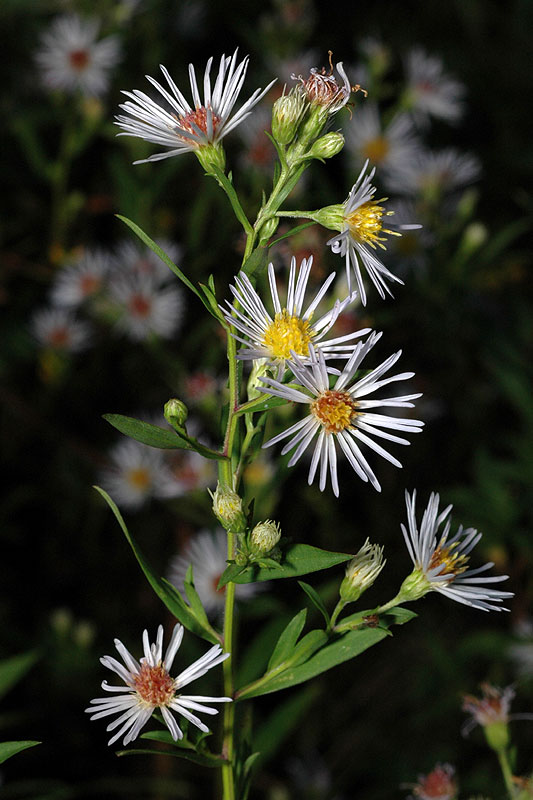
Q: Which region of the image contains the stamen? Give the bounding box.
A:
[429,542,469,579]
[134,663,176,707]
[311,390,358,433]
[262,311,314,360]
[176,106,221,140]
[69,49,90,71]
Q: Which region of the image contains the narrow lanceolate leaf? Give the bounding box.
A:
[0,651,39,701]
[103,414,226,461]
[116,215,220,320]
[183,566,210,628]
[267,609,307,672]
[125,731,227,768]
[298,581,330,626]
[242,245,269,281]
[94,487,219,645]
[226,543,353,585]
[0,741,41,765]
[269,221,316,247]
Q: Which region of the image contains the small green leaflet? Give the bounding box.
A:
[218,543,352,587]
[0,741,40,765]
[103,414,226,460]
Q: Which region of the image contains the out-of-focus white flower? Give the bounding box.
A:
[509,619,533,678]
[182,371,219,406]
[222,256,366,379]
[36,14,120,97]
[166,449,217,495]
[108,274,183,341]
[386,199,433,273]
[404,47,465,125]
[345,104,420,173]
[400,491,513,611]
[260,335,423,496]
[168,530,258,617]
[462,683,515,733]
[115,50,275,164]
[111,240,182,286]
[50,250,110,307]
[407,763,457,800]
[31,307,92,352]
[100,439,180,509]
[238,103,276,173]
[384,148,481,197]
[85,623,230,745]
[324,161,420,305]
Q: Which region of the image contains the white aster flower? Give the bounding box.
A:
[115,50,275,164]
[100,439,180,510]
[36,14,120,97]
[344,103,420,173]
[168,529,258,617]
[108,274,183,341]
[85,623,231,746]
[50,249,110,307]
[260,334,424,496]
[111,239,182,286]
[222,256,367,379]
[384,148,481,197]
[166,449,217,495]
[400,491,513,611]
[404,47,465,125]
[326,161,421,305]
[31,307,92,352]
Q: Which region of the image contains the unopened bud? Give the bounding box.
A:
[195,142,226,175]
[250,519,281,554]
[257,217,279,245]
[211,483,246,532]
[308,131,344,160]
[247,358,270,401]
[164,398,188,431]
[340,539,385,603]
[272,90,306,145]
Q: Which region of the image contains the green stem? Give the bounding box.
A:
[496,748,515,799]
[221,529,237,800]
[328,599,346,631]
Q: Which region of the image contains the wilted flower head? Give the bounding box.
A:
[293,56,352,114]
[462,683,514,735]
[85,623,231,745]
[116,50,275,165]
[408,763,457,800]
[36,14,120,97]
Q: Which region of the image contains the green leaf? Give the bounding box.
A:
[338,606,417,629]
[116,215,220,320]
[93,487,219,644]
[241,245,269,281]
[267,609,307,671]
[227,543,353,585]
[0,740,40,765]
[118,744,223,768]
[235,395,288,415]
[103,414,226,461]
[206,166,253,234]
[183,566,210,628]
[269,221,316,246]
[298,581,330,626]
[217,563,247,589]
[236,617,289,689]
[138,730,225,768]
[0,651,39,701]
[253,687,317,766]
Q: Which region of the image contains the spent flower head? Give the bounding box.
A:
[85,623,230,745]
[116,50,275,166]
[408,763,457,800]
[399,491,513,611]
[260,334,423,496]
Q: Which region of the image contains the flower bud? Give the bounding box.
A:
[308,131,344,160]
[164,398,188,431]
[247,358,270,401]
[211,483,246,532]
[195,142,226,175]
[257,216,279,245]
[340,539,385,603]
[272,90,306,145]
[311,203,345,232]
[250,519,281,554]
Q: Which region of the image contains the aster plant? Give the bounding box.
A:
[86,50,513,799]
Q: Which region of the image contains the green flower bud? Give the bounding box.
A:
[164,398,188,431]
[247,358,270,401]
[311,203,345,232]
[257,216,279,245]
[195,142,226,174]
[210,483,246,532]
[272,90,306,145]
[250,519,281,554]
[308,131,345,160]
[340,539,385,603]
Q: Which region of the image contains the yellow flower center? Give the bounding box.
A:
[428,542,469,580]
[262,310,314,360]
[127,467,152,491]
[134,663,176,707]
[345,200,390,246]
[311,390,358,433]
[362,136,390,164]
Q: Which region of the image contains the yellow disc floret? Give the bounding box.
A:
[429,541,469,580]
[262,310,314,360]
[345,200,397,248]
[311,390,358,433]
[134,663,176,707]
[127,467,152,491]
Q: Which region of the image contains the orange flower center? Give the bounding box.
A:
[129,294,151,318]
[311,390,358,433]
[69,49,90,71]
[134,663,175,707]
[48,327,70,348]
[428,542,469,580]
[80,274,101,296]
[415,767,456,799]
[127,467,151,491]
[362,136,390,164]
[177,106,221,139]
